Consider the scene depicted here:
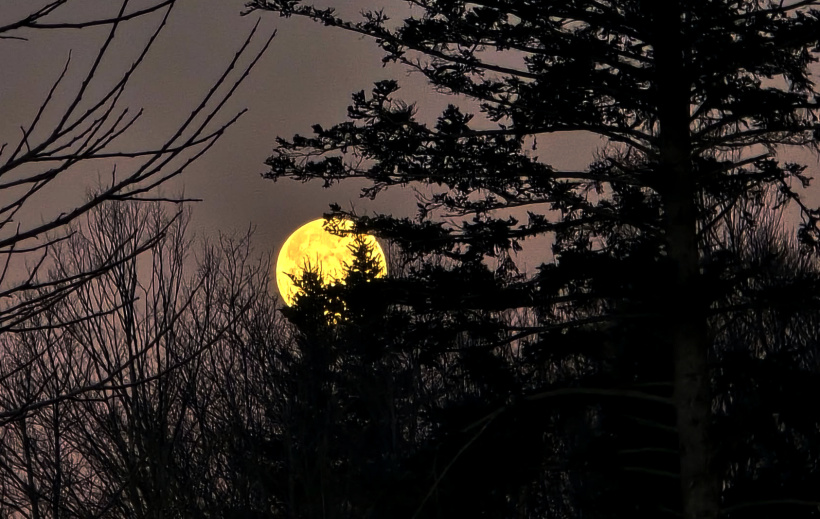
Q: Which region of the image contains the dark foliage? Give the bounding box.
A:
[247,1,820,518]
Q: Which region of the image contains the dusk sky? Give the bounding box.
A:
[3,0,817,281]
[1,4,818,516]
[3,0,412,253]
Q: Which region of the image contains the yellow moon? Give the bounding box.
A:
[275,218,387,306]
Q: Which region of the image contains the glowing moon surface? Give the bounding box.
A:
[275,218,387,306]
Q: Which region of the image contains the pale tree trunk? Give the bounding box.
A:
[651,3,719,519]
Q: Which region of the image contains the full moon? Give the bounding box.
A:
[275,218,387,306]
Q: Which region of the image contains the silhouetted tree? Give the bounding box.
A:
[278,227,427,519]
[248,1,820,517]
[709,203,820,518]
[169,227,289,519]
[0,3,275,513]
[0,199,291,519]
[0,0,273,403]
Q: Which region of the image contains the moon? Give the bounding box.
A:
[275,218,387,306]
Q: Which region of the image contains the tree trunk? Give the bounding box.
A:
[651,3,719,519]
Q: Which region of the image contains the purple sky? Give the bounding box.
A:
[3,0,818,289]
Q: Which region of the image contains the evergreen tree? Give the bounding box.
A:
[248,1,820,517]
[281,233,424,518]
